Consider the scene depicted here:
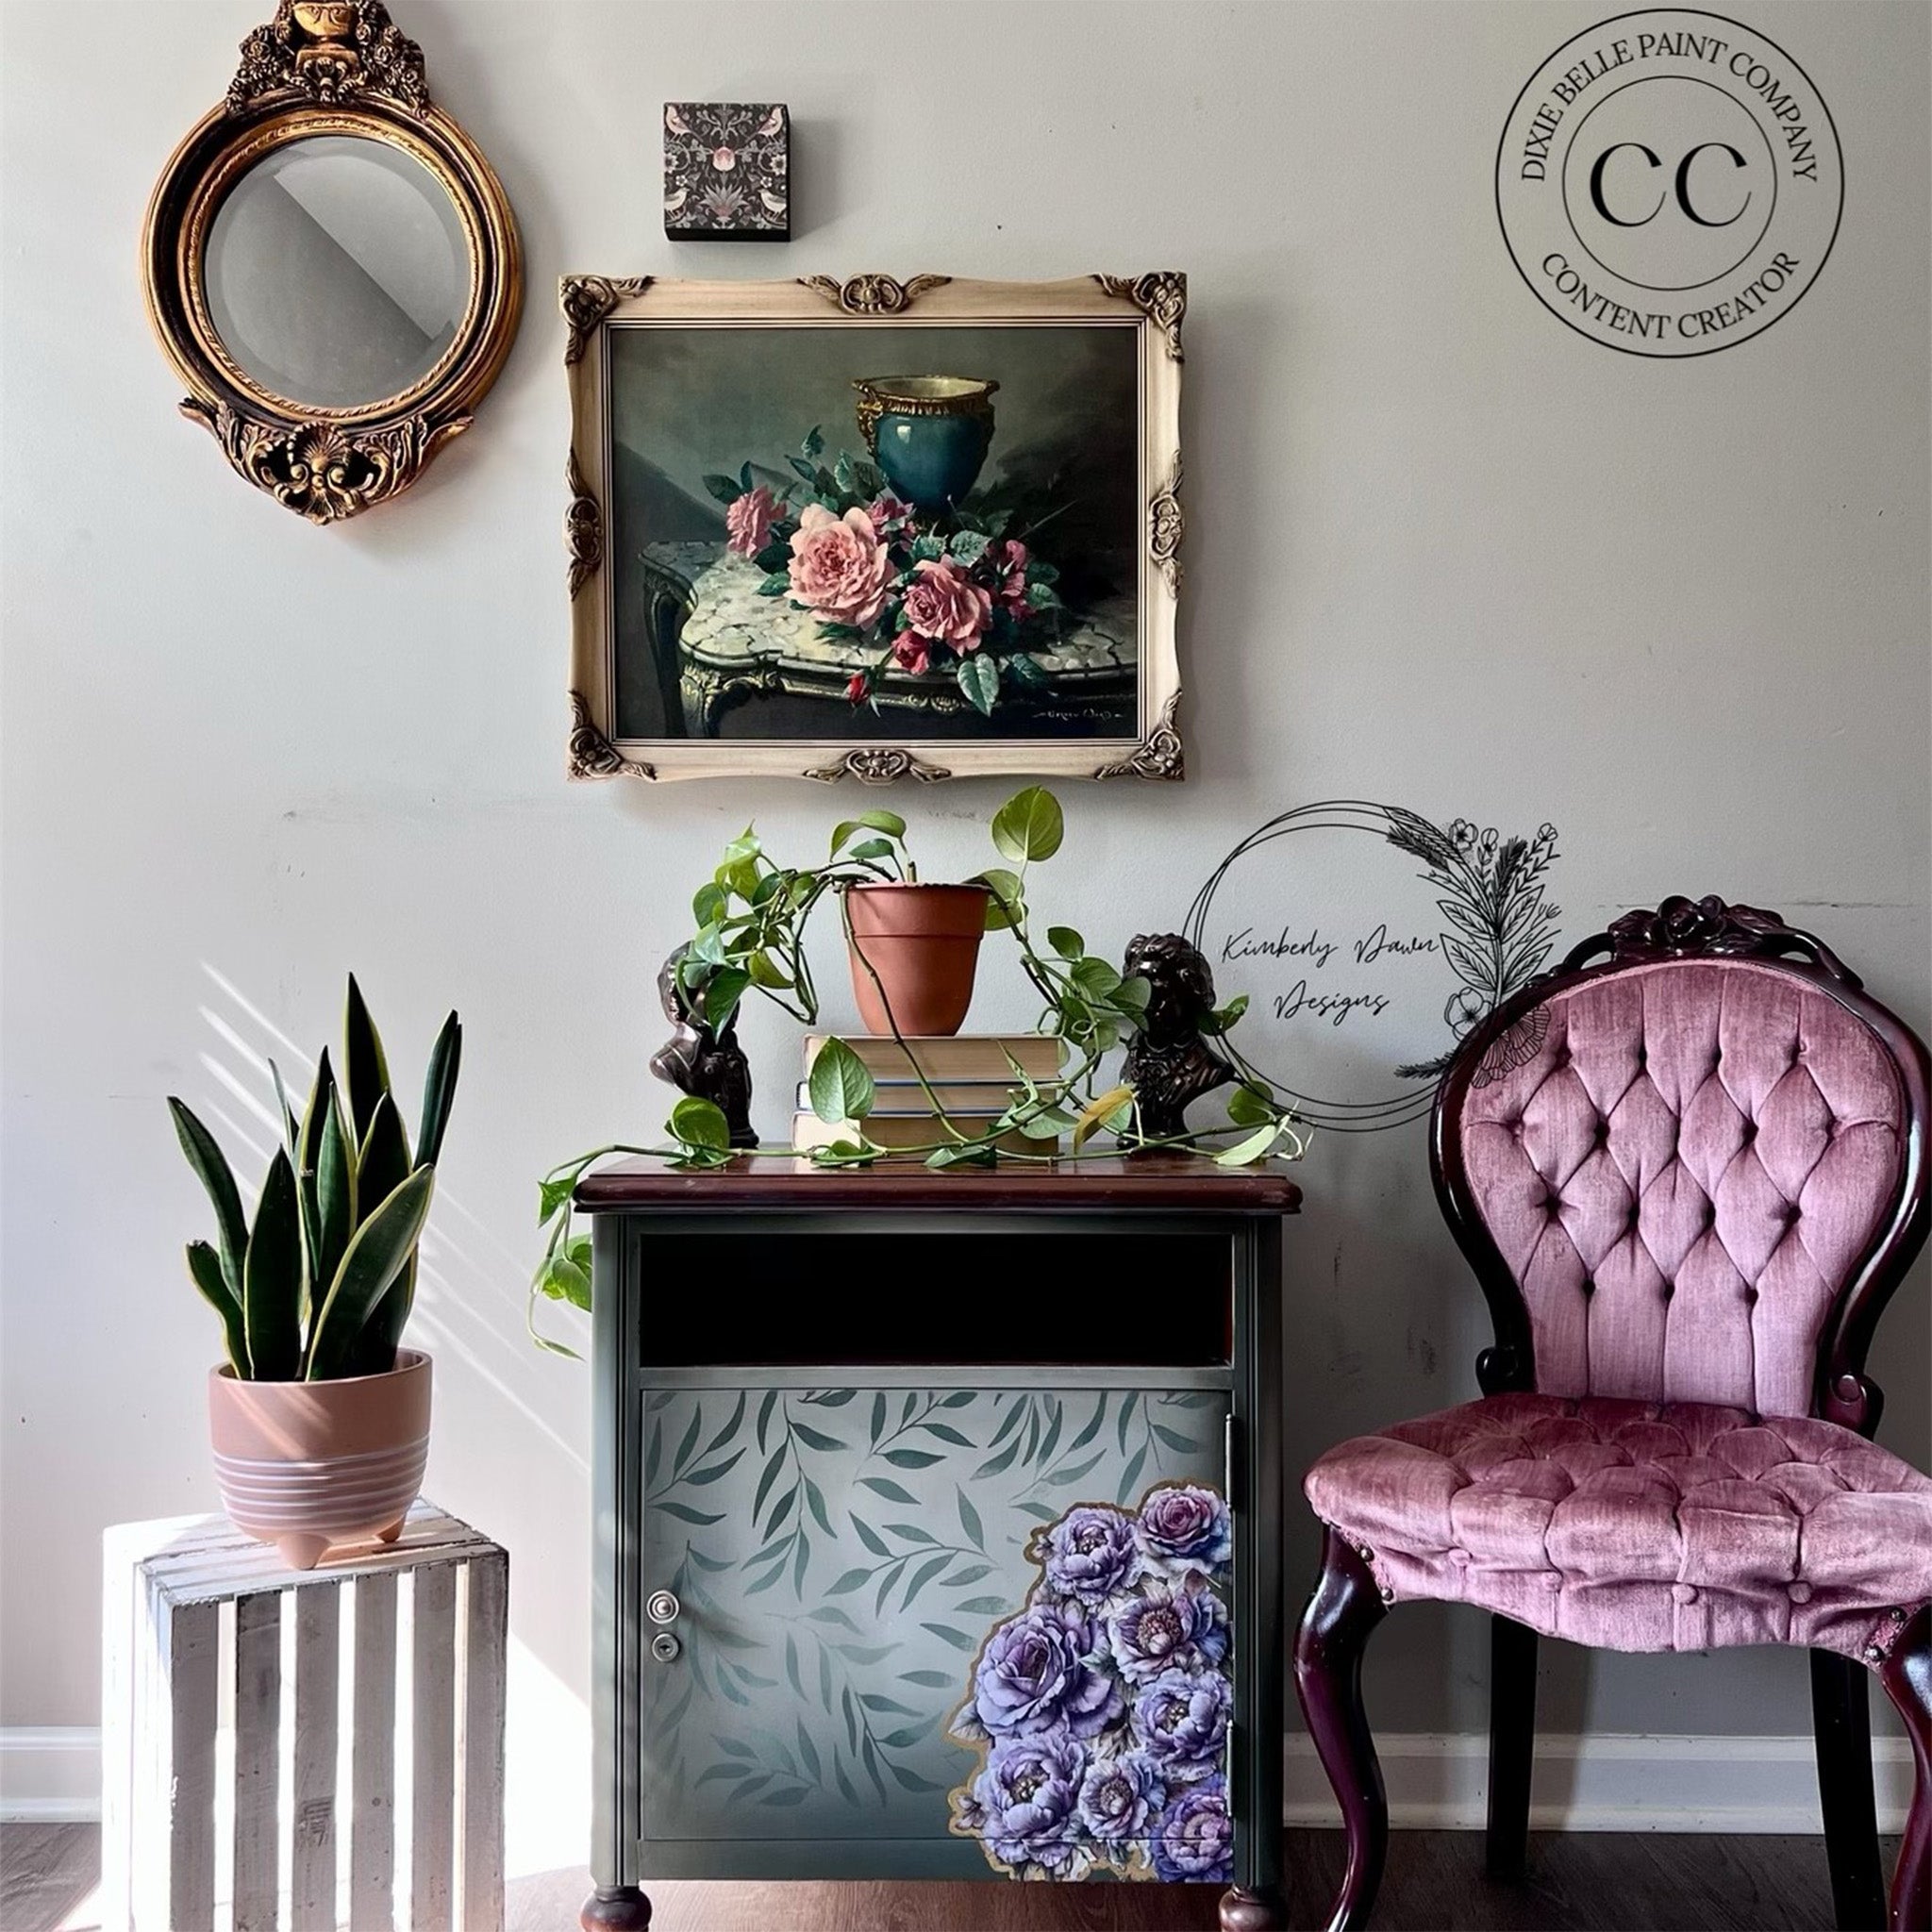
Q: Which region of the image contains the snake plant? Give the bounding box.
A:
[169,975,461,1381]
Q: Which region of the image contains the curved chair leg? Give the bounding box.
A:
[1486,1614,1539,1882]
[1880,1609,1932,1932]
[1294,1527,1390,1932]
[1812,1648,1885,1930]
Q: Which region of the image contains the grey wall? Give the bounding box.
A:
[3,0,1925,1842]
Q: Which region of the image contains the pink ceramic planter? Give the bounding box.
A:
[208,1349,431,1571]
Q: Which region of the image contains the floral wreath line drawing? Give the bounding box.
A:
[945,1483,1236,1885]
[1182,802,1563,1131]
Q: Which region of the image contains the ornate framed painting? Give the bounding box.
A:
[561,274,1185,785]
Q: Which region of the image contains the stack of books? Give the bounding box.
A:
[793,1033,1064,1157]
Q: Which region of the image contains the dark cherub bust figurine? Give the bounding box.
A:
[649,943,758,1149]
[1120,932,1235,1141]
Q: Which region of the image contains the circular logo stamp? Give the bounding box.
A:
[1496,9,1841,356]
[1183,804,1564,1133]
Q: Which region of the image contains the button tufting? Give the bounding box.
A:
[1743,1288,1759,1307]
[1661,1284,1675,1303]
[1581,1277,1595,1297]
[1305,1393,1932,1657]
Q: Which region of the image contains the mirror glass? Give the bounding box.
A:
[205,134,469,409]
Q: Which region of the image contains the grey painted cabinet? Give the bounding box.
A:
[575,1158,1298,1930]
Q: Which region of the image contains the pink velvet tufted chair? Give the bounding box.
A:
[1294,897,1931,1932]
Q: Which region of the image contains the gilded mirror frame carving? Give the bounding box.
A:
[142,1,522,525]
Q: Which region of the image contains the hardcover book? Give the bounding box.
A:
[791,1112,1041,1158]
[802,1033,1063,1082]
[793,1077,1061,1115]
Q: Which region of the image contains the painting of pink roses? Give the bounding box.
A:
[565,275,1186,784]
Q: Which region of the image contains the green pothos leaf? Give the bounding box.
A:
[808,1037,874,1125]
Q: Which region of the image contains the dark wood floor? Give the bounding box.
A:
[0,1821,1889,1930]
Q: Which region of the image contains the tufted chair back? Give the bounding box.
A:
[1435,897,1928,1432]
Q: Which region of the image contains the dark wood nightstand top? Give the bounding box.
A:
[575,1152,1302,1213]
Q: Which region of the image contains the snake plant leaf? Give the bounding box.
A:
[167,1097,250,1301]
[315,1085,357,1302]
[242,1149,306,1381]
[416,1011,462,1168]
[341,974,391,1145]
[292,1048,337,1291]
[187,1241,250,1377]
[305,1165,436,1381]
[358,1091,411,1223]
[351,1253,418,1376]
[269,1058,300,1159]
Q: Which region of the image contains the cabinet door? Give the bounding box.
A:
[637,1384,1234,1882]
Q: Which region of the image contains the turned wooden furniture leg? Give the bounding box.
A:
[580,1883,652,1928]
[1881,1609,1932,1932]
[1812,1648,1886,1930]
[1486,1613,1539,1882]
[1295,1527,1390,1932]
[1220,1886,1288,1930]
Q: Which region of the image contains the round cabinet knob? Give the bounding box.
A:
[650,1631,682,1664]
[646,1590,681,1626]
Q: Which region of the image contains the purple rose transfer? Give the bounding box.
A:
[1133,1667,1234,1781]
[958,1732,1089,1874]
[1039,1504,1141,1604]
[1152,1776,1235,1883]
[1136,1483,1233,1579]
[1108,1574,1230,1683]
[969,1602,1123,1740]
[948,1475,1236,1881]
[1076,1751,1166,1844]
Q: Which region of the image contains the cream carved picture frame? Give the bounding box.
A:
[561,274,1185,785]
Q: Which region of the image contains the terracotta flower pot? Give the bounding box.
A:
[843,882,993,1037]
[208,1349,431,1571]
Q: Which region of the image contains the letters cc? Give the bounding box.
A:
[1588,142,1750,227]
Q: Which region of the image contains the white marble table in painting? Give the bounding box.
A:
[639,545,1138,739]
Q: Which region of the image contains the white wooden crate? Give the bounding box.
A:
[101,1502,507,1932]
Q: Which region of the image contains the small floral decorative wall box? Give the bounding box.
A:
[664,104,789,241]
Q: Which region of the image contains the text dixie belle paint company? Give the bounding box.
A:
[1496,9,1842,357]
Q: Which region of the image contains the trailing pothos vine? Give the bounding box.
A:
[530,788,1305,1354]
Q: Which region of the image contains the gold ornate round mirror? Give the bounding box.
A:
[142,2,522,525]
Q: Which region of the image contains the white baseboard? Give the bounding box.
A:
[2,1724,1912,1834]
[0,1727,102,1823]
[1285,1730,1913,1834]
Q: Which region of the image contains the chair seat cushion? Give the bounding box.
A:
[1304,1392,1932,1663]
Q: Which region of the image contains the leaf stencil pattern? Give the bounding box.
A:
[637,1386,1227,1852]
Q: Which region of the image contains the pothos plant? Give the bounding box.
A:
[529,790,1305,1353]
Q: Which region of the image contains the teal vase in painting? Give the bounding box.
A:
[852,375,998,511]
